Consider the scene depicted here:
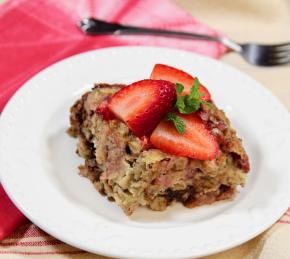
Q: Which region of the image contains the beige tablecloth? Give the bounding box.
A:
[1,0,289,258]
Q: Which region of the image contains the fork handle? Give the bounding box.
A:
[120,28,241,52]
[80,18,242,52]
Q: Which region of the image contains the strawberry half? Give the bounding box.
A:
[95,99,115,120]
[150,64,211,101]
[150,113,218,160]
[108,79,176,137]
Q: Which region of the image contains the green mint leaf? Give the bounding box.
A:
[166,112,185,134]
[183,96,200,113]
[176,83,184,95]
[175,78,202,114]
[175,95,186,111]
[189,78,200,100]
[175,83,186,111]
[168,78,212,134]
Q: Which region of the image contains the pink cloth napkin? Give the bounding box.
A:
[0,186,28,240]
[0,0,226,241]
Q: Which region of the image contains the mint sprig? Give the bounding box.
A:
[166,112,185,134]
[167,78,211,134]
[175,78,204,114]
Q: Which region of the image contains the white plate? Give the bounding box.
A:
[0,46,290,259]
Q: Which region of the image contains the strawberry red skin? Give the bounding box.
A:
[108,79,176,137]
[150,113,218,160]
[95,99,115,120]
[150,64,211,101]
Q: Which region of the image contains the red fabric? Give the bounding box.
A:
[0,185,28,240]
[0,0,226,241]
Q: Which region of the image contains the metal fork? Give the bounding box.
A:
[79,18,290,66]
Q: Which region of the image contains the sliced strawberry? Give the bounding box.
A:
[108,79,176,137]
[95,99,115,120]
[150,113,218,160]
[150,64,211,101]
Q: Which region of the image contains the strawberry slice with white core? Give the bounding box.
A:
[150,64,211,101]
[150,113,218,160]
[108,79,176,137]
